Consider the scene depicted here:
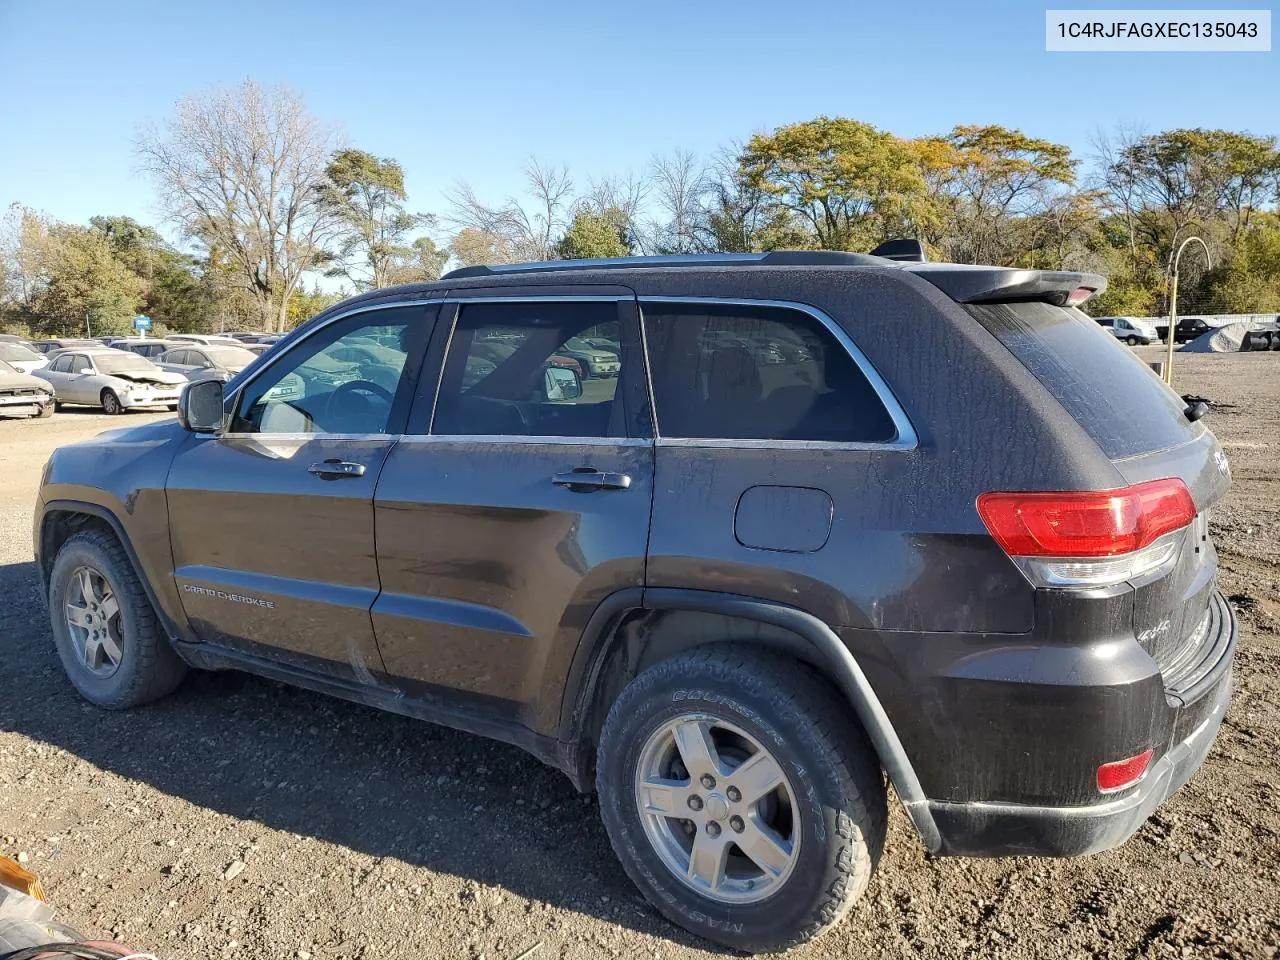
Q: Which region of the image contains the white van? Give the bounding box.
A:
[1095,316,1156,346]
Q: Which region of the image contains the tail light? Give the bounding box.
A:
[1097,749,1154,793]
[977,478,1196,587]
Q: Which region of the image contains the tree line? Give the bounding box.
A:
[3,81,1277,339]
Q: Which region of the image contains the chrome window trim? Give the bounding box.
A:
[636,296,918,451]
[401,435,649,448]
[214,432,396,442]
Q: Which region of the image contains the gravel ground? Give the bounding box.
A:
[1,354,1278,960]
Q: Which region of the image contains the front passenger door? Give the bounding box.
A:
[165,304,434,682]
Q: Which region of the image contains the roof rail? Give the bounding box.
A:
[440,250,889,280]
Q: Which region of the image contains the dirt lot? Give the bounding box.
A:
[1,353,1278,960]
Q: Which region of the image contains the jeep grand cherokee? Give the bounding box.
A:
[35,248,1236,952]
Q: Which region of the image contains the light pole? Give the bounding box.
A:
[1164,236,1210,385]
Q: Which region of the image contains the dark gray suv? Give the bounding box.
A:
[34,250,1236,952]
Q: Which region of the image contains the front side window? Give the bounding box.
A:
[642,302,897,442]
[432,301,624,438]
[231,307,421,435]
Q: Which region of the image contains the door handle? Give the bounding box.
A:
[308,459,367,479]
[552,468,632,491]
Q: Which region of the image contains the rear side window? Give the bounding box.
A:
[642,302,897,442]
[965,301,1196,459]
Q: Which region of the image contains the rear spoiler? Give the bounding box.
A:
[903,264,1107,307]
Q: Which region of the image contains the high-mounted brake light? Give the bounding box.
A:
[1066,286,1096,306]
[1097,749,1154,793]
[977,479,1196,587]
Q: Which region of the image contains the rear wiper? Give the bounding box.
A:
[1182,394,1211,422]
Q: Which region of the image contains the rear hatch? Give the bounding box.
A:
[961,297,1231,692]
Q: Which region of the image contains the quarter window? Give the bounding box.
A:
[432,301,626,438]
[642,302,897,442]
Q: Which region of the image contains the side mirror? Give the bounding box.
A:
[178,378,225,433]
[543,365,583,401]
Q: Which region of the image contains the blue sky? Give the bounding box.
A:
[1,0,1276,241]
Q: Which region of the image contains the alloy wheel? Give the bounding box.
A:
[634,713,800,904]
[64,566,123,677]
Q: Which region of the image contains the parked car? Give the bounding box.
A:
[0,358,55,418]
[0,340,50,374]
[558,335,620,377]
[31,338,97,355]
[156,343,260,381]
[115,337,183,360]
[164,334,243,346]
[33,347,186,414]
[1094,316,1155,345]
[1155,317,1214,344]
[0,333,38,350]
[34,249,1235,953]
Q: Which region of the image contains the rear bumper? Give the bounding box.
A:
[927,594,1236,857]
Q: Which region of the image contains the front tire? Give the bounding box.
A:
[596,647,886,953]
[36,402,54,418]
[1126,335,1140,346]
[48,529,187,709]
[101,389,123,415]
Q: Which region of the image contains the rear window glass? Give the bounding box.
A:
[965,301,1196,459]
[643,302,897,442]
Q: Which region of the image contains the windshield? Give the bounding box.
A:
[204,346,257,366]
[94,352,161,375]
[0,343,39,361]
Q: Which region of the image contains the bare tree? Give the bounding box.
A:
[444,159,573,262]
[137,81,341,332]
[575,172,649,252]
[649,149,708,253]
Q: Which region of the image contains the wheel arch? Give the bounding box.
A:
[40,500,181,643]
[560,587,942,853]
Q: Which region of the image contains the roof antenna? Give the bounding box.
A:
[869,239,927,263]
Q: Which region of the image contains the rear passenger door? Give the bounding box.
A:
[371,292,653,729]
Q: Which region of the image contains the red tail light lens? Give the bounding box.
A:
[1097,748,1154,793]
[977,479,1196,558]
[1066,286,1096,306]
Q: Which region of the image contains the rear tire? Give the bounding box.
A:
[101,389,123,415]
[48,529,187,709]
[596,647,886,953]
